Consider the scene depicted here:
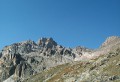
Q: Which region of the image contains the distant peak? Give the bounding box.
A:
[106,36,120,41]
[37,37,57,47]
[101,36,120,48]
[21,40,36,44]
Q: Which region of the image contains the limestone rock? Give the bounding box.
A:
[101,36,120,48]
[0,36,120,82]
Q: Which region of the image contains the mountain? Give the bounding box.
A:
[0,36,120,82]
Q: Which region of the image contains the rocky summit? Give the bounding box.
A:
[0,36,120,82]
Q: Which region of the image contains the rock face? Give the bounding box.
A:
[0,38,81,82]
[91,36,120,58]
[23,43,120,82]
[0,36,120,82]
[101,36,120,48]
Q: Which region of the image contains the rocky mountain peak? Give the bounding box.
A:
[21,40,37,46]
[37,37,57,48]
[1,40,38,56]
[101,36,120,48]
[2,38,58,56]
[0,36,120,82]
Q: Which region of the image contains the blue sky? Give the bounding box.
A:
[0,0,120,49]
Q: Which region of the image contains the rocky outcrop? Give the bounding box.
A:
[90,36,120,59]
[37,37,57,48]
[101,36,120,48]
[24,47,120,82]
[0,36,120,82]
[0,38,77,82]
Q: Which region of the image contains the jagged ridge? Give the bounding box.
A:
[0,36,120,82]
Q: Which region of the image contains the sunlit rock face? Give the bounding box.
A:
[101,36,120,48]
[0,38,76,82]
[0,36,120,82]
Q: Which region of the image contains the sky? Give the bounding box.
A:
[0,0,120,49]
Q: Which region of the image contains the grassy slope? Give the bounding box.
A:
[23,48,120,82]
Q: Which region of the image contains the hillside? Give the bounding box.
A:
[0,36,120,82]
[23,47,120,82]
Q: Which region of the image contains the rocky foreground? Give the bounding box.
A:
[0,36,120,82]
